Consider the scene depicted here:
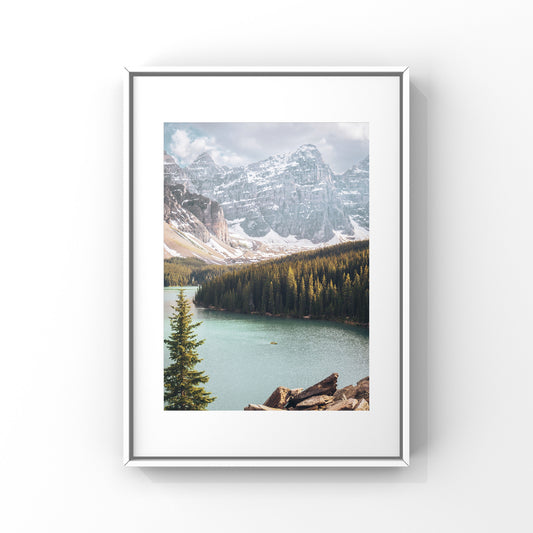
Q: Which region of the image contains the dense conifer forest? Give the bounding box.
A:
[194,241,369,324]
[164,257,232,287]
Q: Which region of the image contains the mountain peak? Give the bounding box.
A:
[291,144,326,167]
[187,152,221,175]
[292,144,323,160]
[192,152,216,165]
[357,155,369,172]
[296,143,319,153]
[164,151,176,164]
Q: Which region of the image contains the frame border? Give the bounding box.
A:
[124,67,410,467]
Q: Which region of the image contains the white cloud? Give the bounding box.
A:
[170,130,216,165]
[315,137,335,162]
[336,123,369,141]
[166,123,369,173]
[170,129,247,167]
[212,151,247,167]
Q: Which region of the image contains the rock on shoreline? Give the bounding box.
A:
[244,373,370,411]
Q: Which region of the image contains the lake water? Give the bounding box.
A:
[164,286,369,410]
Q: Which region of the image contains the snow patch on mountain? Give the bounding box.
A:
[164,147,369,263]
[349,217,370,240]
[164,243,182,257]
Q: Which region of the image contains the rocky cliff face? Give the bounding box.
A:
[164,151,195,191]
[333,155,369,230]
[164,184,211,243]
[164,154,229,243]
[180,145,364,243]
[182,193,229,243]
[164,146,369,261]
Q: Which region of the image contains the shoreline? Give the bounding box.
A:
[196,302,369,329]
[165,286,368,328]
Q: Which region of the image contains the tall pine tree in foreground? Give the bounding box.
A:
[164,289,215,410]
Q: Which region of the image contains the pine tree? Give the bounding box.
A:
[342,273,352,315]
[298,276,306,316]
[287,266,297,311]
[307,272,315,314]
[164,289,215,410]
[267,281,275,313]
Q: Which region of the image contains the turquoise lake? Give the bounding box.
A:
[164,286,369,410]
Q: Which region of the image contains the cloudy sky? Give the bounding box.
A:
[164,123,368,174]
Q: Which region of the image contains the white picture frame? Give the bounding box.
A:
[124,67,409,467]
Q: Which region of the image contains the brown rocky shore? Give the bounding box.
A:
[244,373,369,411]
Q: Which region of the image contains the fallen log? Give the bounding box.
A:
[287,373,339,407]
[293,394,333,410]
[355,398,369,411]
[326,398,359,411]
[333,384,358,401]
[243,374,370,411]
[263,386,303,409]
[244,404,283,411]
[333,377,370,402]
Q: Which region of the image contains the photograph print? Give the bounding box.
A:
[163,122,370,411]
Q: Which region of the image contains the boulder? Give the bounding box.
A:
[288,373,338,406]
[355,398,369,411]
[294,394,333,410]
[244,404,283,411]
[264,386,292,409]
[326,398,359,411]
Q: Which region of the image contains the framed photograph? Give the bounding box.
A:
[124,67,409,467]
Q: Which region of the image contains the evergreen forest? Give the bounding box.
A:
[164,257,233,287]
[194,241,369,324]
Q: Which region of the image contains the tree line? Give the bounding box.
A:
[194,241,369,324]
[164,257,232,287]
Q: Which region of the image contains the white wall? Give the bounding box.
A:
[1,1,532,531]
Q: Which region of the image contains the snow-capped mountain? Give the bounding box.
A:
[164,145,369,263]
[333,155,369,230]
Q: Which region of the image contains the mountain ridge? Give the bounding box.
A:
[164,145,369,263]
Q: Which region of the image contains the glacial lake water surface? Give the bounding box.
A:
[164,286,369,410]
